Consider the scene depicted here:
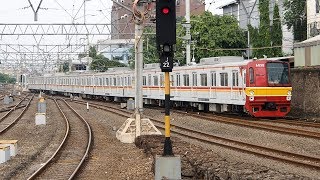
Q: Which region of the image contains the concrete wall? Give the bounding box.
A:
[290,68,320,117]
[294,43,320,67]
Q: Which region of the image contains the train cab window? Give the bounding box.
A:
[183,74,189,86]
[200,74,208,86]
[210,72,216,86]
[148,75,151,86]
[153,75,158,86]
[160,74,164,87]
[232,71,239,86]
[220,73,228,86]
[143,76,146,86]
[176,74,181,86]
[192,73,197,86]
[249,68,254,84]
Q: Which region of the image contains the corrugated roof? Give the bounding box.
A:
[294,35,320,48]
[217,0,238,9]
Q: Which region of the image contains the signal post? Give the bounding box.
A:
[154,0,181,179]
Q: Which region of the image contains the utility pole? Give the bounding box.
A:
[84,0,91,68]
[239,0,258,59]
[115,0,161,144]
[27,0,43,21]
[183,0,191,65]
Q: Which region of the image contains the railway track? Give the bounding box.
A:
[68,98,320,171]
[27,98,92,180]
[0,94,33,134]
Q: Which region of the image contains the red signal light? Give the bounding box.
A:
[162,7,170,14]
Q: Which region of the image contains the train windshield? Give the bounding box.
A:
[267,62,290,86]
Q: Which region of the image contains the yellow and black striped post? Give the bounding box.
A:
[163,71,173,156]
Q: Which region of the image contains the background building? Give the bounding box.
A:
[111,0,205,40]
[219,0,294,55]
[307,0,320,38]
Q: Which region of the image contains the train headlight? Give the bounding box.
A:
[250,91,254,96]
[287,90,292,96]
[286,96,291,101]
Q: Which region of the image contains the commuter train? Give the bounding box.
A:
[27,56,292,117]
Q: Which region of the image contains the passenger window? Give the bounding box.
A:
[148,75,151,86]
[176,74,181,86]
[143,76,146,86]
[220,73,228,86]
[183,74,189,86]
[192,73,197,86]
[153,75,158,86]
[211,72,216,86]
[160,74,164,87]
[200,74,207,86]
[232,71,239,86]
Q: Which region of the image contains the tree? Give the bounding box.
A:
[271,3,283,57]
[283,0,307,42]
[0,73,16,83]
[253,0,272,58]
[88,46,127,72]
[187,12,246,63]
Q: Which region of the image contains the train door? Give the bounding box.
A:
[241,69,246,100]
[231,70,239,100]
[210,71,217,99]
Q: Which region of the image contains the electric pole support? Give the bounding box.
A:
[116,0,161,144]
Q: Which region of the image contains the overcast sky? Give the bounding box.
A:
[0,0,230,45]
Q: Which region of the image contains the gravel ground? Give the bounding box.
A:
[1,95,320,179]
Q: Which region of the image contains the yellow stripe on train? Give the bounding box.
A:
[245,87,292,96]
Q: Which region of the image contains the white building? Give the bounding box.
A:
[219,0,294,55]
[307,0,320,38]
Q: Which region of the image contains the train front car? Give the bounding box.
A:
[244,60,292,117]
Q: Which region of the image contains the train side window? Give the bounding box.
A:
[106,78,109,86]
[249,68,254,84]
[176,74,181,86]
[210,72,216,86]
[232,71,239,86]
[153,75,159,86]
[113,77,117,86]
[148,74,151,86]
[160,74,164,87]
[99,78,103,86]
[124,77,127,86]
[128,76,131,86]
[192,73,197,86]
[143,76,146,86]
[183,74,189,86]
[220,73,228,86]
[200,74,207,86]
[171,75,174,86]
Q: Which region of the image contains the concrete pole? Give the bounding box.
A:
[185,0,191,64]
[134,4,144,137]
